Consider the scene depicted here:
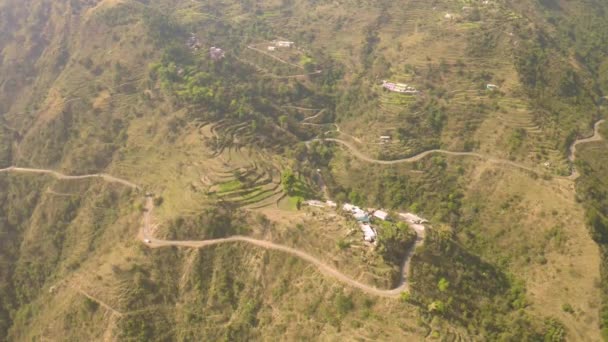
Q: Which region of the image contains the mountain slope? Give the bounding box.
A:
[0,0,607,340]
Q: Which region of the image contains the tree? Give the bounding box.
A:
[335,293,354,317]
[377,222,416,264]
[586,208,608,243]
[561,303,574,314]
[301,55,316,73]
[281,170,296,195]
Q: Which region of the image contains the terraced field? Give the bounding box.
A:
[208,158,285,209]
[238,45,307,77]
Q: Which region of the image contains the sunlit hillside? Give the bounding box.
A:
[1,0,607,340]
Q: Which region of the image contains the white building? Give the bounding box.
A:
[487,84,499,90]
[361,224,376,242]
[326,200,337,208]
[267,46,276,51]
[305,200,325,208]
[373,210,390,221]
[275,41,294,48]
[343,203,356,212]
[354,210,369,222]
[382,81,420,94]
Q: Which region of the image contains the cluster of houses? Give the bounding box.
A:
[343,203,390,243]
[304,200,429,244]
[382,81,420,94]
[186,34,225,61]
[268,40,295,51]
[303,200,390,242]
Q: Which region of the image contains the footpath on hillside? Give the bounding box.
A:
[0,119,604,298]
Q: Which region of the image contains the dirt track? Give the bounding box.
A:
[141,198,420,297]
[312,119,606,181]
[569,119,606,162]
[0,166,423,297]
[0,166,139,189]
[0,119,603,298]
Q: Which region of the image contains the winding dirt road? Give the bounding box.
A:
[312,119,606,181]
[302,108,327,122]
[141,197,420,297]
[0,119,603,298]
[569,119,606,163]
[315,137,539,170]
[0,167,422,297]
[0,166,139,189]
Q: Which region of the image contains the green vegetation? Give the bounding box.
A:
[331,156,462,225]
[0,0,606,340]
[576,137,608,339]
[281,170,296,195]
[437,277,449,292]
[376,221,416,266]
[218,179,243,194]
[165,207,250,240]
[409,228,553,340]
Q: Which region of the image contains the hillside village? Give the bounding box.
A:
[184,30,435,260]
[305,198,428,245]
[181,29,431,247]
[1,0,607,340]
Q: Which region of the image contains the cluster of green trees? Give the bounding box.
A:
[330,156,462,225]
[149,34,335,151]
[165,206,250,240]
[575,144,608,339]
[376,221,416,266]
[409,228,565,340]
[512,4,607,150]
[0,175,133,340]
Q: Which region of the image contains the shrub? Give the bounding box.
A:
[438,278,450,292]
[561,303,574,314]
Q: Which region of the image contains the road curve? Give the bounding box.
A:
[0,166,419,297]
[314,138,539,172]
[1,118,603,298]
[569,119,606,163]
[311,119,606,180]
[149,235,410,297]
[141,198,419,297]
[0,166,140,189]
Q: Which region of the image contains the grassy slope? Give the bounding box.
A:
[0,0,607,340]
[576,120,608,340]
